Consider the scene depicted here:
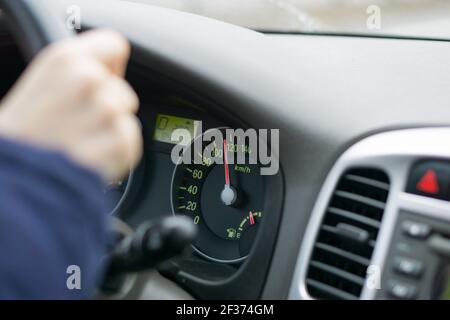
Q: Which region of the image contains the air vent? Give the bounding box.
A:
[306,168,390,300]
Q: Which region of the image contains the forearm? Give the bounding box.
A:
[0,137,109,299]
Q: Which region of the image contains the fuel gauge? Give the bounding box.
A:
[236,211,263,257]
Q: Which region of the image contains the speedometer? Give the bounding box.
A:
[171,128,265,263]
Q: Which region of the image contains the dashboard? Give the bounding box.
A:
[109,69,283,299]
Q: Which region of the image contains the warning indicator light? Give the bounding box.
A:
[407,161,450,201]
[416,169,439,194]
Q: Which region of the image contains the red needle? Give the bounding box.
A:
[224,139,230,186]
[249,211,255,225]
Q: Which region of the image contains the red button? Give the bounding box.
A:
[416,169,439,194]
[407,161,450,201]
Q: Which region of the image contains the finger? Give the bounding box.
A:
[78,114,143,181]
[71,130,126,181]
[114,114,143,171]
[69,29,131,76]
[88,76,140,122]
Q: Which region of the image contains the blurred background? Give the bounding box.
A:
[127,0,450,39]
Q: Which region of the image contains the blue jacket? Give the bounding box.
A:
[0,137,109,299]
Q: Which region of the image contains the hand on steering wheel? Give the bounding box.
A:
[0,29,143,181]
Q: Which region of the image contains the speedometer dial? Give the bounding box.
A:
[171,128,265,263]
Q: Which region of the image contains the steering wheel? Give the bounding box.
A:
[0,0,196,300]
[0,0,73,60]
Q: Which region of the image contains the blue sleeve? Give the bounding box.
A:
[0,137,110,299]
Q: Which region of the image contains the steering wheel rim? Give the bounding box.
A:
[0,0,74,60]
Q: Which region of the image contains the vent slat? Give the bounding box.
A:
[321,224,337,234]
[306,279,359,300]
[315,242,370,266]
[310,261,366,286]
[334,190,386,210]
[328,207,381,229]
[344,174,390,191]
[321,224,372,240]
[306,168,389,300]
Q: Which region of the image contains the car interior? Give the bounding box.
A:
[1,0,450,300]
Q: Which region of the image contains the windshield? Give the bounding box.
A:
[128,0,450,40]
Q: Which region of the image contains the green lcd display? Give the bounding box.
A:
[153,114,199,145]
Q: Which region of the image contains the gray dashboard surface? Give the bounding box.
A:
[56,0,450,298]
